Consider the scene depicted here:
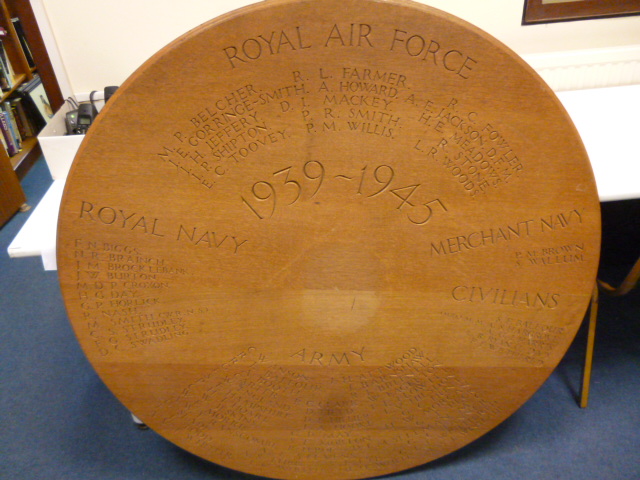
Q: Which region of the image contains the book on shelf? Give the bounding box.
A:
[0,106,19,155]
[1,100,22,149]
[0,122,7,152]
[0,54,9,90]
[0,29,16,91]
[11,17,35,69]
[10,96,34,138]
[0,75,53,157]
[16,74,52,133]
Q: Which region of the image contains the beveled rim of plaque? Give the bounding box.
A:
[57,0,600,479]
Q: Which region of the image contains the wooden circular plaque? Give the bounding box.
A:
[57,1,601,478]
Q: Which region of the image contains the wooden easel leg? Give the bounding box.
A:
[580,284,599,408]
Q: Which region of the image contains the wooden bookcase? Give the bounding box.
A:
[0,0,63,227]
[0,140,24,226]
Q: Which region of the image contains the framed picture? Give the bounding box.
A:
[523,0,640,25]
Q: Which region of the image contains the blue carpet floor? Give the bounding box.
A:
[1,158,639,480]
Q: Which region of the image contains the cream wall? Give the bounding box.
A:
[34,0,640,98]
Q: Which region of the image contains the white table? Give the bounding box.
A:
[557,85,640,202]
[8,179,64,269]
[8,85,640,269]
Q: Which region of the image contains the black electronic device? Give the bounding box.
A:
[65,109,78,134]
[66,103,95,135]
[65,86,118,135]
[104,86,118,103]
[75,103,94,134]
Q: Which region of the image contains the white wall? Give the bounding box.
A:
[35,0,260,97]
[34,0,640,98]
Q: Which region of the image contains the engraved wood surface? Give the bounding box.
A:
[56,1,601,479]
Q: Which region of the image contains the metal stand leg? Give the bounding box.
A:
[581,255,640,408]
[580,284,599,408]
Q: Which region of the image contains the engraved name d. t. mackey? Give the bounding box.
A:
[57,0,600,479]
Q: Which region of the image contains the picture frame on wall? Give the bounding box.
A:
[523,0,640,25]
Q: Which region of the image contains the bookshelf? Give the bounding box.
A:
[0,0,62,227]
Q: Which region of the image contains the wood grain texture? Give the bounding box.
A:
[0,147,25,226]
[56,1,601,478]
